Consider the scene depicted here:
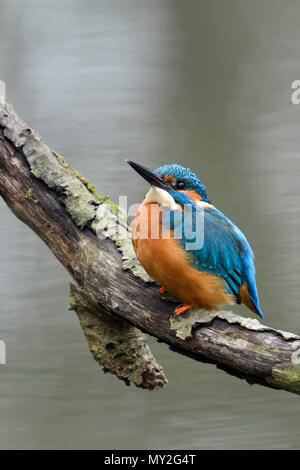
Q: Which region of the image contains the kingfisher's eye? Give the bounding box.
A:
[176,180,185,190]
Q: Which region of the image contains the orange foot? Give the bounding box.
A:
[174,304,193,316]
[159,287,168,295]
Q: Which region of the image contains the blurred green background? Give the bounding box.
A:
[0,0,300,449]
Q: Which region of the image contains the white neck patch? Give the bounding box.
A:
[196,200,215,209]
[144,186,180,210]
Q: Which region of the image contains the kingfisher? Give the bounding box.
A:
[127,160,263,318]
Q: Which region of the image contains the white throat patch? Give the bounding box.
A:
[144,186,180,210]
[196,200,215,209]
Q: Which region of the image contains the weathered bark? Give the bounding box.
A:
[0,102,300,395]
[0,103,167,390]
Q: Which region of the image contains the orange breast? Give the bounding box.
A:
[132,202,234,310]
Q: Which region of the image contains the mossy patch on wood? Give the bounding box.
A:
[69,284,167,389]
[25,188,38,204]
[267,361,300,394]
[52,150,119,215]
[170,308,300,341]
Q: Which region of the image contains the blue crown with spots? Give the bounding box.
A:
[155,164,210,203]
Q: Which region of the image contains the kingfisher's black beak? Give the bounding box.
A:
[126,160,171,191]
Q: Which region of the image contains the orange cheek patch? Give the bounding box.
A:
[180,190,202,204]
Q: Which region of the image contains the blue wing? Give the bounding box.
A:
[163,202,263,318]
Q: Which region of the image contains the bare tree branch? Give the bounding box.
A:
[0,102,300,395]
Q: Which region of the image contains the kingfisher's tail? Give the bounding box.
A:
[239,282,264,319]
